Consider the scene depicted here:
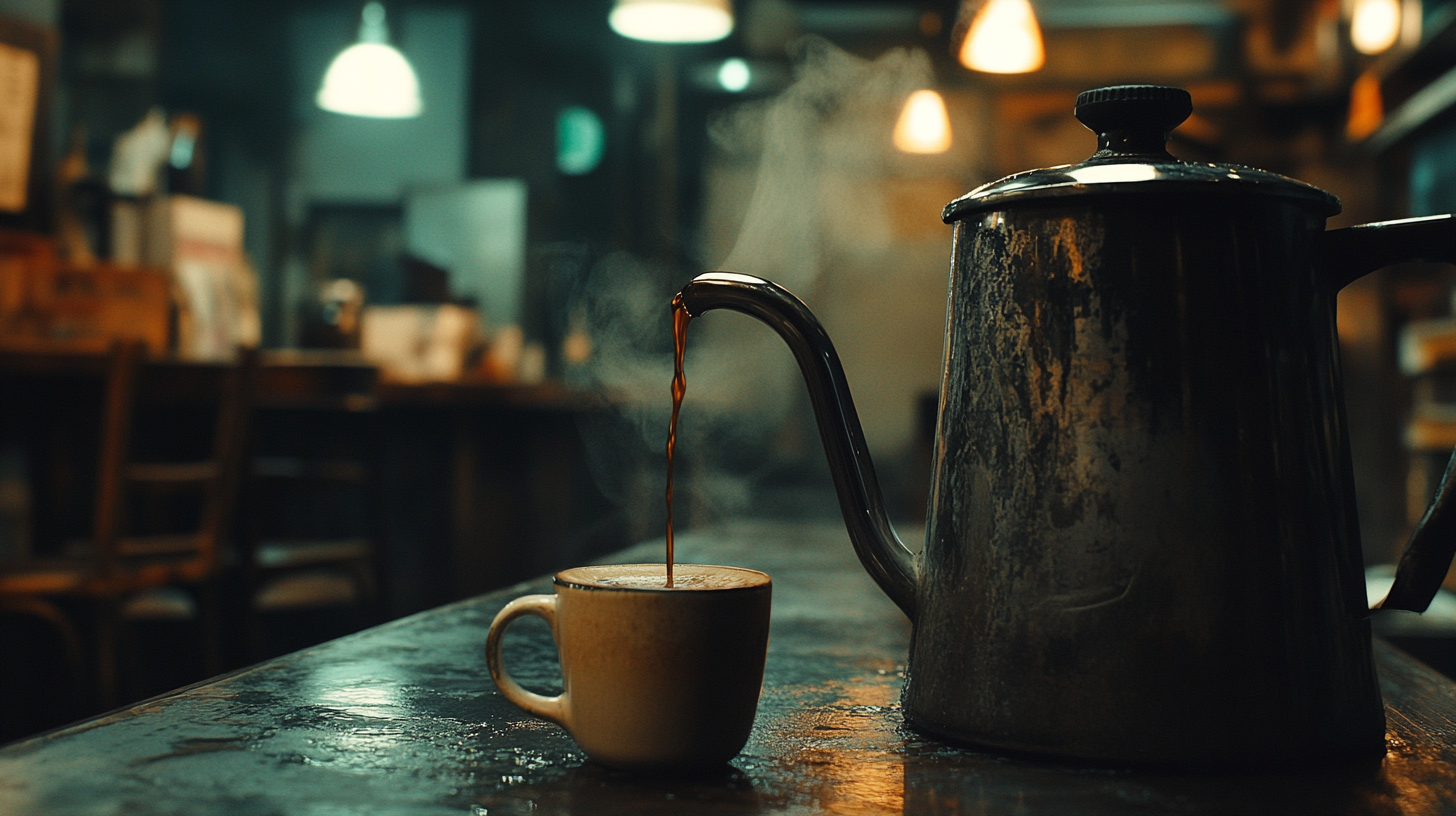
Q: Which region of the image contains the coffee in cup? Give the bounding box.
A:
[484,563,772,771]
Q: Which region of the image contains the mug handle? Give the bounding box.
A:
[1322,213,1456,612]
[485,594,569,727]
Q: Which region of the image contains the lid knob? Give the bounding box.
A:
[1075,85,1191,159]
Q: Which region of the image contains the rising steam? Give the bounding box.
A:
[577,37,940,532]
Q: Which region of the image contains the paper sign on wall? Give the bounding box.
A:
[0,42,38,213]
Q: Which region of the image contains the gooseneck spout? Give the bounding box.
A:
[677,272,918,617]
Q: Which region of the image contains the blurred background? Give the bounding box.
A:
[0,0,1454,740]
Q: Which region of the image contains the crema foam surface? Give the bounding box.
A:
[557,564,769,590]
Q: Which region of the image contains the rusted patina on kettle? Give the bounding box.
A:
[676,86,1456,765]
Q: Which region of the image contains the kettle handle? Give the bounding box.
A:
[1323,214,1454,291]
[1322,214,1456,612]
[676,272,918,617]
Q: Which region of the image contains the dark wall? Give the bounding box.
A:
[1411,117,1456,217]
[469,0,753,348]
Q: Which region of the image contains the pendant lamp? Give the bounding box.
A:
[1350,0,1402,54]
[609,0,735,43]
[894,90,953,154]
[958,0,1045,75]
[317,2,423,119]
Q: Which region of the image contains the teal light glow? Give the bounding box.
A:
[718,58,750,92]
[557,106,605,176]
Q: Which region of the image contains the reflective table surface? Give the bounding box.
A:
[3,521,1456,814]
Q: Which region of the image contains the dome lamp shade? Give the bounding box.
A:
[609,0,735,44]
[958,0,1045,75]
[317,2,423,119]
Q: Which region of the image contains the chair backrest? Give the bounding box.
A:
[93,343,256,584]
[91,341,141,576]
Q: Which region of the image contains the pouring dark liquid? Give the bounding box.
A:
[665,293,692,587]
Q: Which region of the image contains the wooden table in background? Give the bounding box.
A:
[254,350,632,617]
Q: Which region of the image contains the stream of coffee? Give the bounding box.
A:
[666,293,692,588]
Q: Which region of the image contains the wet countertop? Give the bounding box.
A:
[3,521,1456,814]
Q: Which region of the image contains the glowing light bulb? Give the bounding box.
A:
[1351,0,1401,55]
[317,2,422,118]
[718,58,750,92]
[609,0,734,44]
[959,0,1045,74]
[894,90,952,154]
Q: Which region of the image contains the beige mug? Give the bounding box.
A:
[485,563,772,771]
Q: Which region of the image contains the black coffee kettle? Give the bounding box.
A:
[675,85,1456,765]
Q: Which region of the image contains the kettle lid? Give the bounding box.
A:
[942,85,1341,223]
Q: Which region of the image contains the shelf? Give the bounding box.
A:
[1365,5,1456,151]
[1371,64,1456,150]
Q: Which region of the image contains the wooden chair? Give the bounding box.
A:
[0,342,254,710]
[243,351,382,657]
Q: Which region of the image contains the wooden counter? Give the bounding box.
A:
[3,521,1456,814]
[244,351,632,614]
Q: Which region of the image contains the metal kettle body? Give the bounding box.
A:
[675,86,1456,765]
[917,195,1377,764]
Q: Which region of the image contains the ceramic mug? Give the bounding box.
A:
[485,563,773,771]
